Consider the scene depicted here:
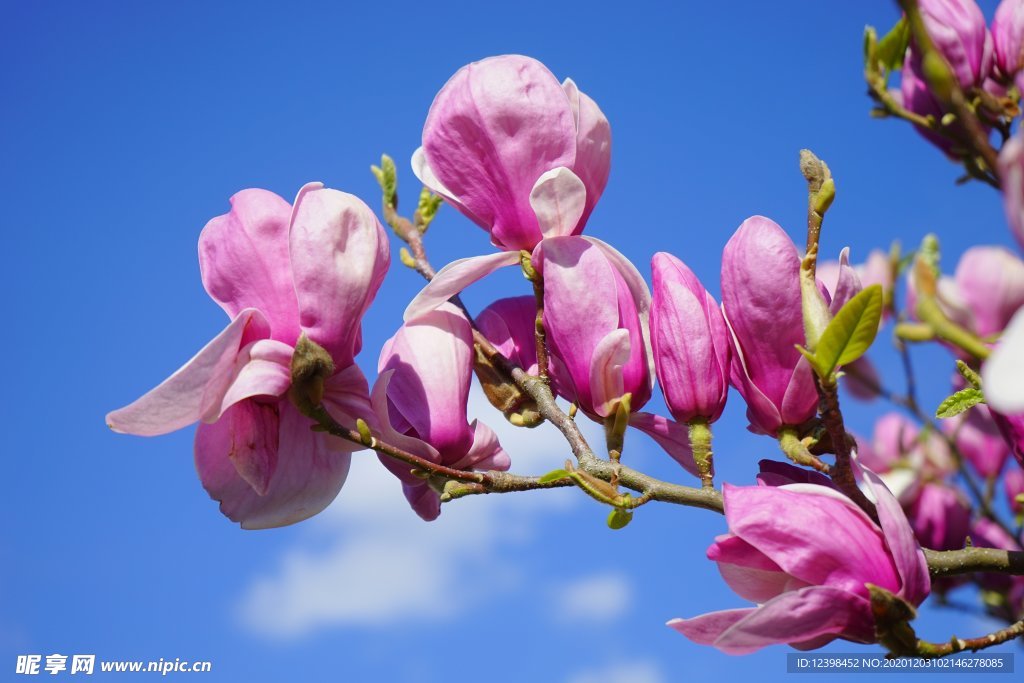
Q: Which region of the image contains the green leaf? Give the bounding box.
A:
[935,387,985,419]
[538,469,570,484]
[955,360,982,389]
[813,285,884,379]
[875,17,910,71]
[607,508,633,530]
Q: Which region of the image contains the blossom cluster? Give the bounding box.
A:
[108,8,1024,659]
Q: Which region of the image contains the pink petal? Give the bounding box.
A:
[289,182,390,366]
[827,247,864,315]
[670,586,873,654]
[380,305,475,456]
[410,147,483,226]
[723,483,901,597]
[217,339,294,416]
[198,189,300,344]
[370,370,440,485]
[403,251,521,322]
[449,419,510,471]
[710,534,809,603]
[194,400,352,529]
[859,465,931,606]
[107,309,270,436]
[422,55,578,251]
[628,412,699,477]
[562,78,611,230]
[529,167,587,239]
[589,328,630,417]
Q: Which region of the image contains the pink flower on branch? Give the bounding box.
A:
[373,305,510,521]
[669,467,930,654]
[106,184,389,529]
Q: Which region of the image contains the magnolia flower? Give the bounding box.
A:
[998,132,1024,249]
[994,0,1024,82]
[107,184,389,528]
[953,246,1024,338]
[538,236,652,420]
[907,482,971,552]
[669,463,930,654]
[404,56,617,325]
[649,252,730,424]
[982,306,1024,469]
[373,304,510,521]
[720,217,859,436]
[413,54,610,252]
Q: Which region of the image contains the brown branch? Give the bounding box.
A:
[925,547,1024,578]
[913,618,1024,657]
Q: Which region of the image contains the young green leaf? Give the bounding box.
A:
[955,360,982,389]
[935,387,985,419]
[607,508,633,530]
[813,285,884,379]
[538,469,571,484]
[875,17,910,71]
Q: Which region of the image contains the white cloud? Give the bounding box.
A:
[550,571,634,624]
[566,660,667,683]
[236,387,606,638]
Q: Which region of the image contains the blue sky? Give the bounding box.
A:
[2,1,1020,681]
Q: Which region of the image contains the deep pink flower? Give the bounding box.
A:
[107,184,389,528]
[413,54,610,252]
[374,304,510,521]
[537,236,652,420]
[721,217,858,435]
[649,252,730,424]
[669,468,930,654]
[907,482,971,551]
[916,0,993,88]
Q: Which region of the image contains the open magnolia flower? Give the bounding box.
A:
[669,462,930,654]
[106,184,389,528]
[404,55,616,326]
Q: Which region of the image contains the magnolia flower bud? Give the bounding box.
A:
[916,0,993,88]
[650,252,730,423]
[994,0,1024,81]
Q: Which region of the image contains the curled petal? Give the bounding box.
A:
[669,586,873,655]
[106,309,270,436]
[289,182,390,366]
[403,251,521,322]
[589,329,630,417]
[628,412,699,477]
[217,339,294,415]
[563,78,611,229]
[530,167,587,239]
[449,419,510,471]
[198,189,300,343]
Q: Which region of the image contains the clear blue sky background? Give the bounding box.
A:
[2,1,1020,681]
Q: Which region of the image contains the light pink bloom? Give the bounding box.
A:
[107,184,389,528]
[944,405,1010,478]
[721,217,858,435]
[413,54,610,252]
[538,236,652,420]
[994,0,1024,81]
[668,468,930,654]
[374,304,510,521]
[1000,130,1024,249]
[954,246,1024,338]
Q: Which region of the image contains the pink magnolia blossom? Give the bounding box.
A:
[413,54,610,252]
[374,304,510,521]
[537,236,652,420]
[668,465,930,654]
[982,307,1024,468]
[106,184,389,528]
[994,0,1024,82]
[720,217,859,435]
[907,482,971,552]
[648,252,730,424]
[944,405,1010,478]
[953,246,1024,338]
